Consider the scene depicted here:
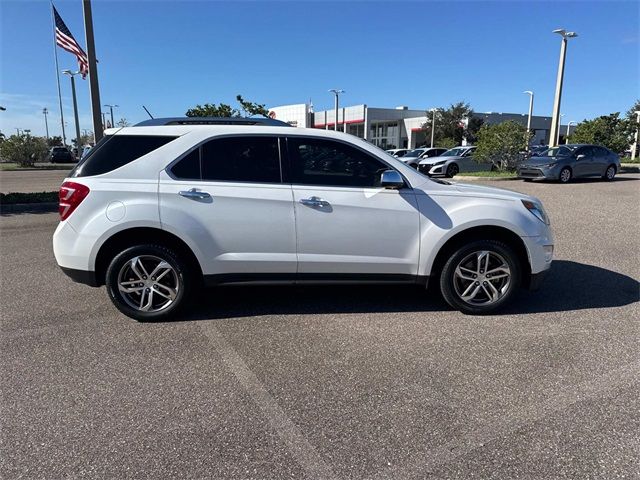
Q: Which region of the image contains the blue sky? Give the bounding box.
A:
[1,0,638,137]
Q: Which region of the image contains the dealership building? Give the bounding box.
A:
[268,103,575,149]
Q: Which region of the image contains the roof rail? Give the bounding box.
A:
[134,117,292,127]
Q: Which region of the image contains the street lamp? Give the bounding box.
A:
[42,108,50,139]
[63,70,83,156]
[556,113,564,144]
[549,29,578,147]
[328,89,344,132]
[632,111,640,159]
[104,104,118,128]
[566,121,577,143]
[523,91,534,148]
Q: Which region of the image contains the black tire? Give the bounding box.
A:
[602,164,616,181]
[105,244,193,322]
[559,167,572,183]
[439,239,521,315]
[446,163,459,178]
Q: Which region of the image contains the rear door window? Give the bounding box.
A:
[200,136,281,183]
[71,135,177,177]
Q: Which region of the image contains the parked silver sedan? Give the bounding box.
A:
[518,144,620,183]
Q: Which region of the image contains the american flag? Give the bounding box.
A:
[53,5,89,79]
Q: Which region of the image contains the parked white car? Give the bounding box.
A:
[53,118,554,320]
[418,146,492,177]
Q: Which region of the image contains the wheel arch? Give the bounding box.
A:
[428,225,532,287]
[94,227,203,286]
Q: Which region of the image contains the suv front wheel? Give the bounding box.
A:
[106,244,192,321]
[439,240,521,314]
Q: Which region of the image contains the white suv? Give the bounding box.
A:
[53,118,554,321]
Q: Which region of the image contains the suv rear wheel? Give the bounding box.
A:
[439,240,521,314]
[105,244,192,321]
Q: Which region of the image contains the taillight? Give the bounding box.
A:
[59,181,90,221]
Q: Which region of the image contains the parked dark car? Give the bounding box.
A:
[49,146,75,163]
[528,145,549,157]
[518,144,620,183]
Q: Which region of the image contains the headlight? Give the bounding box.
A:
[539,163,557,168]
[522,199,550,225]
[434,160,446,166]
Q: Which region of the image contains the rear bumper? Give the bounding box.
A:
[60,266,100,287]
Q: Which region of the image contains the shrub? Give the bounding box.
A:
[0,135,49,167]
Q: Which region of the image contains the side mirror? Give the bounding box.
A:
[380,170,405,189]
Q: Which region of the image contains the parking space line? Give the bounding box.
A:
[373,360,640,479]
[200,323,337,480]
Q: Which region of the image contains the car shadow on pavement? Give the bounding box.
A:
[503,260,639,314]
[178,260,638,321]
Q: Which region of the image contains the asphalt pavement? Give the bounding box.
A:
[0,169,71,194]
[1,176,639,479]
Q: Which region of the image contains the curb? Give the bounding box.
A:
[453,175,518,182]
[620,164,640,173]
[0,202,58,214]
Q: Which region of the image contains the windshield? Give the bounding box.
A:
[441,147,467,157]
[403,149,424,158]
[540,146,574,157]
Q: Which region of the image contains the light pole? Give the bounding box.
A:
[549,29,578,147]
[63,70,82,155]
[556,114,564,144]
[104,104,118,128]
[429,108,439,148]
[566,121,577,143]
[328,89,344,132]
[523,91,534,148]
[101,112,107,129]
[632,111,640,160]
[42,108,50,139]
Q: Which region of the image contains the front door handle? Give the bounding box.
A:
[179,188,211,200]
[299,196,329,208]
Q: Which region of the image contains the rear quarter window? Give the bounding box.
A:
[71,135,177,177]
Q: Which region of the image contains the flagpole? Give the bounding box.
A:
[50,2,67,146]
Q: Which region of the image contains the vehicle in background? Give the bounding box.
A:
[52,118,553,320]
[399,147,448,168]
[528,145,549,157]
[386,148,410,158]
[80,145,93,159]
[49,146,75,163]
[518,144,620,183]
[418,146,489,177]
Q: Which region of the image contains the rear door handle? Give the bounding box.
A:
[299,196,329,208]
[179,188,211,200]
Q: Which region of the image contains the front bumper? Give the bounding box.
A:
[517,164,560,180]
[418,163,446,176]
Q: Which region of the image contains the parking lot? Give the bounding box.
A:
[1,176,639,478]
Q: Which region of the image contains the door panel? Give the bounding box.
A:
[159,173,296,275]
[159,135,296,276]
[293,186,420,274]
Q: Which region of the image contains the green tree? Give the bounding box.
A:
[0,134,49,167]
[475,121,532,171]
[185,95,269,118]
[47,136,63,147]
[421,101,484,146]
[568,113,630,153]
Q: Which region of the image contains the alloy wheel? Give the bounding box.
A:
[117,255,179,312]
[606,166,615,180]
[453,250,511,306]
[560,168,571,183]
